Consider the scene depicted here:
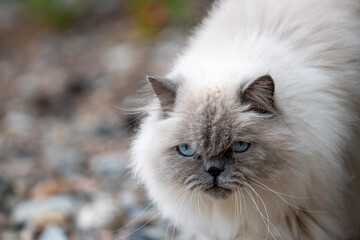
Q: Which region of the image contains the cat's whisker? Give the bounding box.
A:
[184,191,196,239]
[238,189,245,239]
[170,188,191,240]
[184,174,199,184]
[165,186,188,240]
[245,182,282,240]
[239,188,248,239]
[196,192,205,231]
[244,187,276,240]
[248,176,311,200]
[248,177,327,213]
[185,180,200,191]
[195,192,200,226]
[116,211,161,240]
[113,183,181,239]
[197,190,224,221]
[232,189,240,240]
[244,187,270,239]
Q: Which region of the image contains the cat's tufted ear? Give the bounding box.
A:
[241,75,276,114]
[147,75,178,112]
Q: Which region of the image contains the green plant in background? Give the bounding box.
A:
[21,0,91,28]
[127,0,193,36]
[20,0,193,33]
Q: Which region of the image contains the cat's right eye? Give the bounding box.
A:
[177,144,196,157]
[230,141,251,153]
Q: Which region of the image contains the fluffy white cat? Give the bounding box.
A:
[130,0,360,239]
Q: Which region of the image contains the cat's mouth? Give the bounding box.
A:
[204,185,232,200]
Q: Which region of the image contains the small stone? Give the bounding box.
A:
[0,213,7,228]
[30,179,72,199]
[76,193,120,230]
[11,195,77,225]
[43,145,84,176]
[0,230,20,240]
[38,224,67,240]
[3,111,35,137]
[33,211,68,230]
[101,43,142,74]
[90,152,128,180]
[118,189,144,214]
[0,2,21,30]
[16,68,68,101]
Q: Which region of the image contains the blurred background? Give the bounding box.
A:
[0,0,211,239]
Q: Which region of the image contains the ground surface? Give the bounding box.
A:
[0,1,209,239]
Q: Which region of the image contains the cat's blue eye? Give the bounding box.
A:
[230,141,250,153]
[177,144,196,157]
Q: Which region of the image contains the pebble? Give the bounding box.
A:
[38,224,67,240]
[0,1,21,30]
[3,111,35,137]
[0,231,19,240]
[90,152,129,180]
[11,195,77,225]
[45,146,84,176]
[30,179,72,199]
[16,68,68,101]
[76,193,120,230]
[101,43,142,74]
[0,0,195,238]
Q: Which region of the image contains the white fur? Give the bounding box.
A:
[130,0,360,239]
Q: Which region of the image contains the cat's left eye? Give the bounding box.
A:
[230,141,251,153]
[177,144,196,157]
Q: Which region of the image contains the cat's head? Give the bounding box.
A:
[131,74,292,200]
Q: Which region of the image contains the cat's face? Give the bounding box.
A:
[135,75,291,200]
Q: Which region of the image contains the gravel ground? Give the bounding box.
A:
[0,1,209,239]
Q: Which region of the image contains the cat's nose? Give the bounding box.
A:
[206,166,224,177]
[204,157,224,177]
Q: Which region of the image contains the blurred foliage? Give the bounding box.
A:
[126,0,192,35]
[21,0,92,28]
[19,0,193,34]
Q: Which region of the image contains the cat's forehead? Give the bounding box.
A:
[181,86,239,156]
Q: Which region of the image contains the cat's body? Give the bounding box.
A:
[130,0,360,239]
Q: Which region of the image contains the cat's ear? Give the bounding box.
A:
[147,75,178,112]
[241,75,276,114]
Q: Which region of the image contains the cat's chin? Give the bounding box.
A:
[204,186,233,200]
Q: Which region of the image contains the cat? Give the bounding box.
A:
[129,0,360,239]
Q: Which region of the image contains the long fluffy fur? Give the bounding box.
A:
[130,0,360,239]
